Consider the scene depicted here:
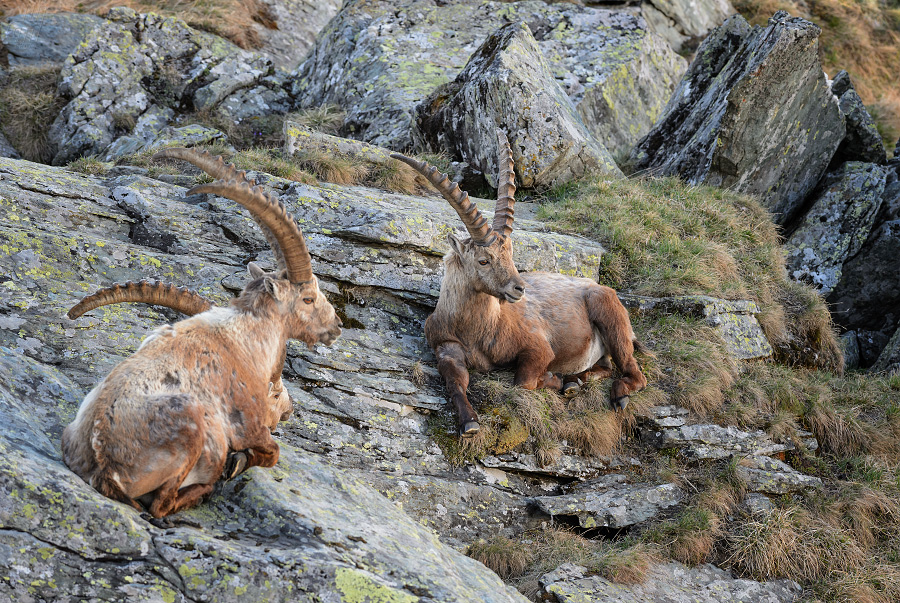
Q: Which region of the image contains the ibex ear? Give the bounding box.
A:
[247,262,266,280]
[264,277,289,301]
[447,233,465,256]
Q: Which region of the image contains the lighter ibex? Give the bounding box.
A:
[391,131,646,436]
[62,149,342,517]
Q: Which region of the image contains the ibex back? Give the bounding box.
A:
[62,150,342,517]
[392,131,646,436]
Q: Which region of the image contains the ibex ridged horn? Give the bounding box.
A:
[154,148,313,283]
[68,280,213,320]
[389,153,497,246]
[492,130,516,239]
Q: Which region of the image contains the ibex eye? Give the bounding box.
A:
[479,259,489,266]
[303,298,314,305]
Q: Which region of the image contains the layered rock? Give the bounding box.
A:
[0,12,103,66]
[628,12,845,225]
[641,0,735,53]
[414,22,621,189]
[48,8,285,165]
[785,162,886,295]
[830,70,887,165]
[540,561,802,603]
[292,0,685,153]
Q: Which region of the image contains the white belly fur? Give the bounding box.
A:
[556,330,606,375]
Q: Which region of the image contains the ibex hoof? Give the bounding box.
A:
[141,512,175,529]
[561,380,582,398]
[460,421,481,438]
[224,451,249,480]
[610,396,630,411]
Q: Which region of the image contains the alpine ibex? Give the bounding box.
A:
[62,149,342,517]
[391,131,646,436]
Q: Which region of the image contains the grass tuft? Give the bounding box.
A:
[0,64,65,163]
[66,156,108,176]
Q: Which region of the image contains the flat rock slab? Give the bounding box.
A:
[533,478,683,528]
[628,12,845,225]
[736,455,823,495]
[540,561,802,602]
[480,451,609,480]
[619,293,773,360]
[292,0,684,152]
[0,349,529,603]
[643,423,794,460]
[0,12,104,66]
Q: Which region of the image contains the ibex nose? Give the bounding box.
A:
[514,284,525,293]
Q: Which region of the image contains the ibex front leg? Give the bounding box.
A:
[513,344,562,391]
[435,342,480,437]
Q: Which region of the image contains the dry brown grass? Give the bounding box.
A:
[0,64,65,162]
[733,0,900,150]
[292,149,370,185]
[0,0,276,49]
[288,105,346,135]
[466,535,533,580]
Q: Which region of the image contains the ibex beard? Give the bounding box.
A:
[393,130,647,437]
[61,149,342,517]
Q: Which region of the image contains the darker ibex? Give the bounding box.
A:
[62,149,342,517]
[391,131,646,436]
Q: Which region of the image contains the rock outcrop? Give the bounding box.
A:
[292,0,685,154]
[540,561,802,603]
[414,22,621,189]
[48,8,284,165]
[628,12,845,225]
[252,0,343,69]
[785,162,886,295]
[830,70,887,165]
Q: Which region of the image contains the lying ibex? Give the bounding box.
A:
[391,131,646,436]
[66,278,293,436]
[62,149,342,517]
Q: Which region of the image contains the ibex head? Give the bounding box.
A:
[392,130,525,302]
[153,148,343,348]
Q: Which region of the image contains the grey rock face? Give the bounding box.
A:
[0,349,528,603]
[641,0,736,53]
[0,130,20,159]
[827,167,900,365]
[873,324,900,372]
[49,8,278,165]
[628,12,845,225]
[533,478,683,528]
[292,0,685,153]
[253,0,343,69]
[541,561,802,603]
[0,12,104,66]
[642,422,817,460]
[830,70,887,165]
[414,22,621,189]
[785,162,886,295]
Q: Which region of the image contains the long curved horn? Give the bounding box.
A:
[68,281,213,320]
[154,148,313,283]
[153,147,287,273]
[493,130,516,238]
[389,153,497,246]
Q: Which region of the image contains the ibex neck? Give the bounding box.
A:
[434,259,502,327]
[198,307,287,380]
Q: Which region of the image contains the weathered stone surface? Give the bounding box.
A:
[827,165,900,365]
[785,162,886,295]
[105,123,229,161]
[533,478,683,528]
[743,492,776,515]
[642,423,813,460]
[253,0,343,69]
[640,404,690,430]
[840,330,862,370]
[831,70,887,165]
[0,12,104,66]
[0,349,529,603]
[285,120,417,173]
[414,22,621,189]
[292,0,685,152]
[619,293,773,360]
[49,8,277,164]
[873,326,900,372]
[736,455,823,494]
[480,451,609,480]
[641,0,735,53]
[540,561,802,603]
[628,12,845,225]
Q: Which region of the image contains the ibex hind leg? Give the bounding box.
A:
[586,286,647,410]
[561,356,614,398]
